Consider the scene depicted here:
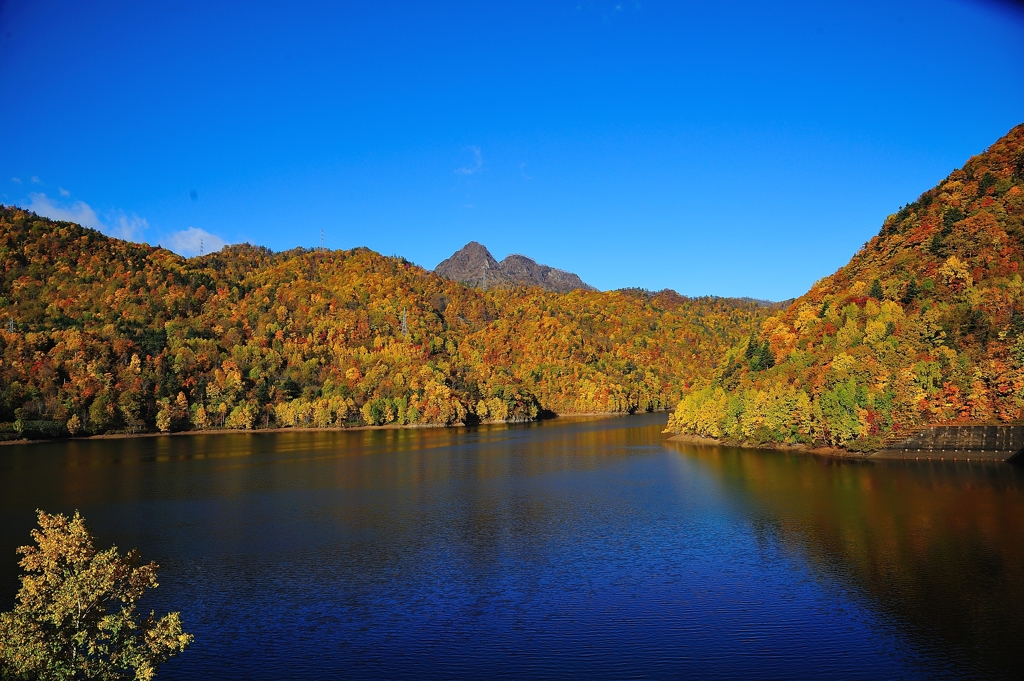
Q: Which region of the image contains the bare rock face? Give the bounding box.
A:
[434,242,596,293]
[433,242,504,288]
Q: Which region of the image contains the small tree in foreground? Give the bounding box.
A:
[0,511,192,681]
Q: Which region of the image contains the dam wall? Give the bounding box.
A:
[874,425,1024,462]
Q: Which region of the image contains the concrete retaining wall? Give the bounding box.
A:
[874,425,1024,462]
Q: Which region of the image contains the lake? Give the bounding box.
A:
[2,413,1023,680]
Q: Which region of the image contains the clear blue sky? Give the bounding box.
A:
[1,1,1023,299]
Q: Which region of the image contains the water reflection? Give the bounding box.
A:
[668,442,1024,679]
[1,415,1021,680]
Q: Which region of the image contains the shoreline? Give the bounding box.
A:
[664,432,862,459]
[0,410,664,447]
[666,429,1024,463]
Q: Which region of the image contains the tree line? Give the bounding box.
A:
[667,123,1024,450]
[0,207,770,440]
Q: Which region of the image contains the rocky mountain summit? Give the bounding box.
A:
[434,242,596,293]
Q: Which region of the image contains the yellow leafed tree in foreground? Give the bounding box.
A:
[0,510,192,680]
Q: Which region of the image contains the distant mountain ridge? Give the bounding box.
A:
[434,242,596,293]
[0,207,772,440]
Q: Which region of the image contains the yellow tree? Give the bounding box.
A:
[0,511,192,680]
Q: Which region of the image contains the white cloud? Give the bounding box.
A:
[30,176,41,184]
[24,193,226,257]
[456,146,483,175]
[164,227,227,257]
[26,192,148,241]
[22,191,227,258]
[106,213,149,241]
[27,192,102,230]
[59,187,70,197]
[10,177,21,184]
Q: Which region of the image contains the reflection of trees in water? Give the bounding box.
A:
[1,417,661,613]
[670,443,1024,680]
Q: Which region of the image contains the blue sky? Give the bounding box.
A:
[1,1,1023,299]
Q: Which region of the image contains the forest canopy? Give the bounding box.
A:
[667,123,1024,450]
[0,207,769,440]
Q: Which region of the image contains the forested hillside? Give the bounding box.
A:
[0,208,768,439]
[667,123,1024,450]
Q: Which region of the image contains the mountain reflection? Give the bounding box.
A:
[668,442,1024,679]
[0,417,650,605]
[5,415,1023,680]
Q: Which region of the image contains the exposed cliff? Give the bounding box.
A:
[434,242,596,293]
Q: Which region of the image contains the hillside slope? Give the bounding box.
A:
[667,123,1024,450]
[0,209,767,439]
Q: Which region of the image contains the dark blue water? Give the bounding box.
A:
[2,413,1023,679]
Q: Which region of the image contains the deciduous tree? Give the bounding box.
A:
[0,511,192,681]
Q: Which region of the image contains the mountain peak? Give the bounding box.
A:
[434,243,596,293]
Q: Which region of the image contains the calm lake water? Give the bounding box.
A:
[2,413,1023,680]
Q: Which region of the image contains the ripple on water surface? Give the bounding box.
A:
[2,413,1022,680]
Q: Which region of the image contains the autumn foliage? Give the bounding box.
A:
[0,208,769,438]
[668,123,1024,449]
[0,510,192,680]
